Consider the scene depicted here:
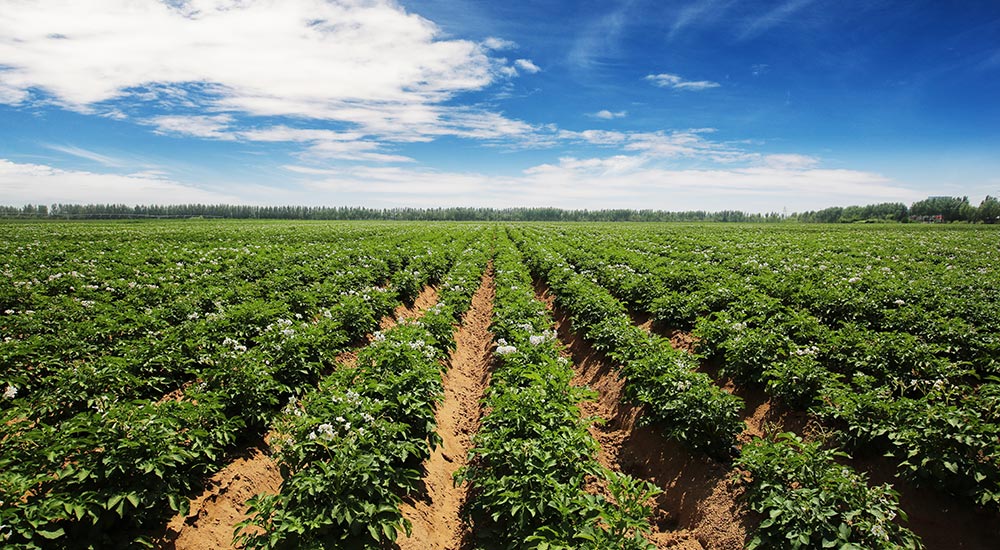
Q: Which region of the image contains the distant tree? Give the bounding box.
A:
[978,196,1000,224]
[910,196,972,222]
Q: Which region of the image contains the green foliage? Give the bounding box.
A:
[458,238,658,549]
[737,433,923,550]
[236,235,490,549]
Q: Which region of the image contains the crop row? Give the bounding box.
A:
[508,227,743,458]
[234,233,491,549]
[0,225,475,548]
[457,235,659,549]
[529,225,1000,509]
[512,227,933,548]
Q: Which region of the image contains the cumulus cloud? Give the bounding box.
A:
[0,0,533,144]
[0,158,237,204]
[646,73,720,91]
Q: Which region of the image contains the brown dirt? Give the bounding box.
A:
[397,270,495,550]
[155,285,443,550]
[631,311,809,444]
[156,447,282,550]
[536,282,751,550]
[630,311,699,354]
[631,310,1000,549]
[383,286,441,330]
[847,456,1000,550]
[335,286,440,369]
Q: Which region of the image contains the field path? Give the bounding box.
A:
[535,280,750,550]
[397,268,495,550]
[155,285,442,550]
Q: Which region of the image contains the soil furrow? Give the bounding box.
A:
[632,311,1000,550]
[397,269,495,550]
[535,281,750,550]
[156,285,442,550]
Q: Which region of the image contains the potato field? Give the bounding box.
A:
[1,220,998,550]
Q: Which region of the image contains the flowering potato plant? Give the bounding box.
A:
[236,235,490,549]
[458,238,659,549]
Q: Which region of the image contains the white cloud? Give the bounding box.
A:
[280,153,921,211]
[148,114,234,139]
[0,150,920,212]
[483,37,517,50]
[514,59,541,74]
[590,109,628,119]
[763,154,820,169]
[0,0,534,144]
[646,73,720,91]
[0,158,237,205]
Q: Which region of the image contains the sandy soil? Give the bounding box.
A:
[156,447,281,550]
[634,309,1000,550]
[397,269,495,550]
[154,285,442,550]
[536,282,751,550]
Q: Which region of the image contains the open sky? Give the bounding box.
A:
[1,0,998,212]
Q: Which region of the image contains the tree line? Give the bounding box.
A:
[1,196,997,223]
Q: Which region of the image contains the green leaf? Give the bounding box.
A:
[37,528,66,540]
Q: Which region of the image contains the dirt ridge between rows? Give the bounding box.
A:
[632,309,1000,550]
[396,268,495,550]
[534,280,750,550]
[155,285,442,550]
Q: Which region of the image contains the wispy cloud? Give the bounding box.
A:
[514,59,541,74]
[0,158,237,204]
[147,115,234,140]
[669,0,737,39]
[43,144,125,168]
[739,0,817,40]
[483,37,517,50]
[568,2,634,70]
[589,109,628,119]
[281,154,920,211]
[645,73,720,91]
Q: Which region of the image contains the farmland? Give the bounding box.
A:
[1,220,998,549]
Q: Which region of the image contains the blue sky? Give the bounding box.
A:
[1,0,998,211]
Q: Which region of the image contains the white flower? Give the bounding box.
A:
[848,277,861,283]
[316,423,336,441]
[894,299,906,306]
[529,335,545,346]
[281,328,295,337]
[373,331,385,342]
[3,384,17,399]
[496,345,517,355]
